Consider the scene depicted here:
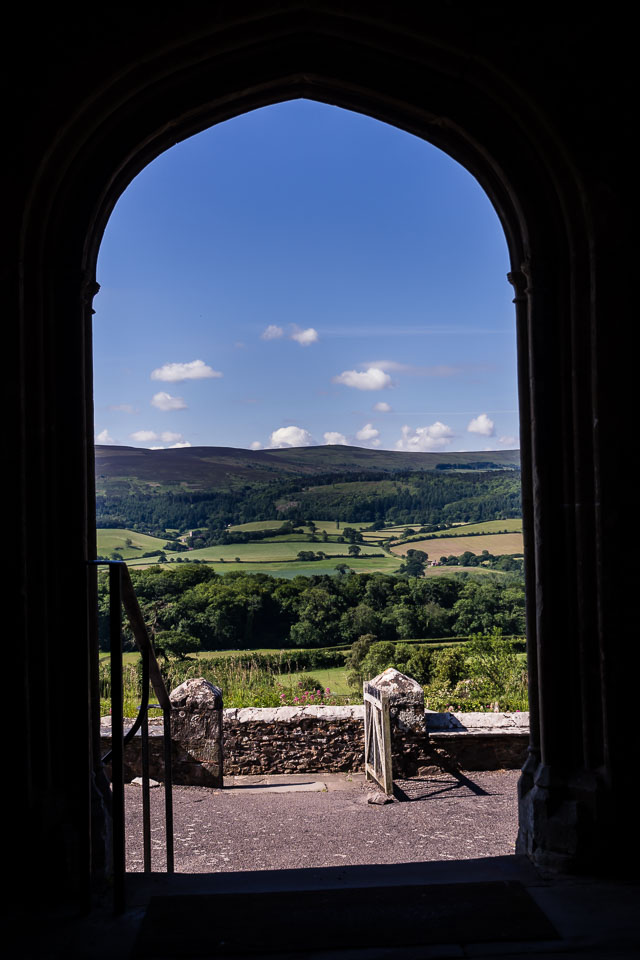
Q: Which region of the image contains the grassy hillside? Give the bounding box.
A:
[95,443,520,494]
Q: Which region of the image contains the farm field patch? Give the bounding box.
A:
[285,665,351,696]
[417,518,522,538]
[171,540,385,562]
[126,555,403,577]
[96,527,170,558]
[391,532,524,558]
[229,519,371,535]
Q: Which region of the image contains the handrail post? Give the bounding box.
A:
[140,649,151,873]
[163,710,175,873]
[109,563,125,913]
[94,560,175,894]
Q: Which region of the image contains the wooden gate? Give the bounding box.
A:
[363,682,393,795]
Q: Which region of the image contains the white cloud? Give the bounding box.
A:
[290,325,319,346]
[151,391,187,411]
[269,426,314,448]
[136,431,187,447]
[356,423,380,442]
[96,429,115,444]
[250,441,262,450]
[499,435,518,446]
[373,401,392,412]
[333,367,392,391]
[467,413,495,436]
[396,422,454,451]
[323,431,348,445]
[261,325,284,340]
[169,441,191,448]
[109,403,135,414]
[150,360,222,382]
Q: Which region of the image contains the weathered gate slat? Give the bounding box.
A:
[364,682,393,795]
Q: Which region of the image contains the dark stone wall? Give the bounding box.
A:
[7,4,638,899]
[100,708,529,782]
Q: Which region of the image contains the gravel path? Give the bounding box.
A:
[125,770,519,873]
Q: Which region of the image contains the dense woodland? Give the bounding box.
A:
[96,467,521,535]
[97,564,526,654]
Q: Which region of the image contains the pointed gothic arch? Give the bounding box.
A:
[12,7,632,904]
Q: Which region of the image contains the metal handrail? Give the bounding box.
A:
[92,561,174,913]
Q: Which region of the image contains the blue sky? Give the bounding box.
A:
[93,100,519,453]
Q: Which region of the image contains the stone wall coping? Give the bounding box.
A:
[101,707,529,734]
[100,717,165,736]
[425,711,529,731]
[223,705,365,722]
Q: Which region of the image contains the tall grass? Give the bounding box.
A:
[99,656,358,717]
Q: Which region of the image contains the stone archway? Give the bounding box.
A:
[12,7,631,902]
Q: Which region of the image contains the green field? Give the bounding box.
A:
[229,519,372,535]
[127,554,403,577]
[111,514,522,578]
[400,518,522,539]
[96,527,170,558]
[360,519,522,544]
[179,539,385,562]
[285,665,351,695]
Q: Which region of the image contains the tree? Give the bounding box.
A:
[153,630,200,660]
[348,543,361,557]
[398,548,428,577]
[359,641,397,681]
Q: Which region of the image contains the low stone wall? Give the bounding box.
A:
[223,706,364,774]
[424,710,529,772]
[100,706,529,781]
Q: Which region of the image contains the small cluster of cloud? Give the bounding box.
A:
[261,324,319,346]
[323,431,347,445]
[151,391,187,411]
[396,422,454,452]
[291,325,318,346]
[96,429,115,444]
[373,401,392,412]
[356,423,380,446]
[261,325,284,340]
[130,429,185,444]
[467,413,495,436]
[151,359,222,382]
[269,425,314,448]
[333,367,392,391]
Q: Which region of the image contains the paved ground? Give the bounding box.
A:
[125,770,519,873]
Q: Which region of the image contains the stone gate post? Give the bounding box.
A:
[368,668,425,777]
[170,678,223,787]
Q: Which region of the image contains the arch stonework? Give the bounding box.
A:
[8,4,635,903]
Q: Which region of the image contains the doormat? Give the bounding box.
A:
[132,881,559,956]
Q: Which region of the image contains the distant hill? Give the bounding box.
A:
[95,444,520,492]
